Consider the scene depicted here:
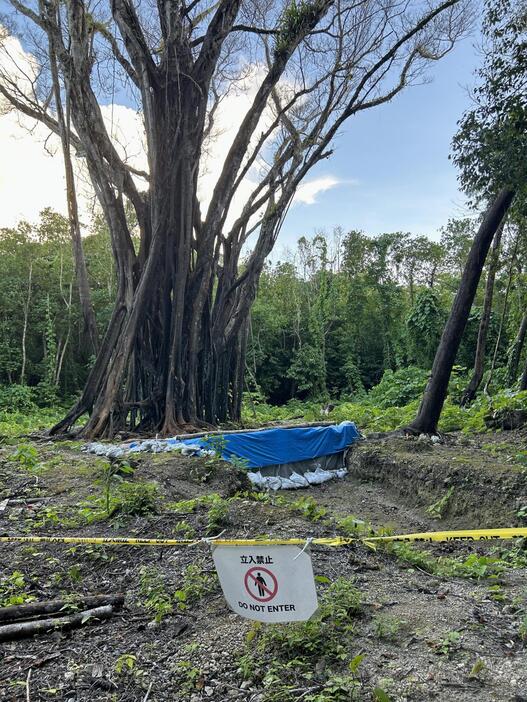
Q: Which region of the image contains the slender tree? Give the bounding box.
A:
[1,0,471,437]
[508,313,527,383]
[407,188,514,435]
[460,220,503,405]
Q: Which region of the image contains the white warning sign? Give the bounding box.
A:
[212,545,318,622]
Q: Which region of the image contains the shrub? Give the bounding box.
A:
[0,384,36,412]
[115,481,160,516]
[368,367,429,408]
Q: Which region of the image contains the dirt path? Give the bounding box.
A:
[1,434,527,701]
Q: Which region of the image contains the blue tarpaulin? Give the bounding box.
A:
[175,421,360,469]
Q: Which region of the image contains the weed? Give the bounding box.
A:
[290,496,327,522]
[487,584,506,602]
[372,614,403,641]
[441,553,504,579]
[206,495,230,534]
[174,562,218,611]
[372,687,392,702]
[115,481,159,516]
[388,542,437,573]
[115,654,137,675]
[425,486,454,519]
[338,515,372,537]
[80,479,159,522]
[139,566,173,623]
[0,570,35,607]
[435,630,462,656]
[96,459,134,516]
[172,520,196,539]
[172,661,204,695]
[468,659,486,679]
[10,443,39,471]
[238,578,362,700]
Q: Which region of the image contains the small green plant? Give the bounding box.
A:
[10,443,39,471]
[206,495,230,534]
[373,687,392,702]
[174,562,218,611]
[115,654,137,675]
[172,661,203,695]
[115,480,159,516]
[0,570,35,606]
[388,542,437,573]
[290,495,327,521]
[338,515,372,537]
[172,520,195,539]
[372,614,403,641]
[139,566,173,623]
[436,630,461,656]
[239,578,363,699]
[95,459,134,516]
[425,486,455,519]
[468,658,486,679]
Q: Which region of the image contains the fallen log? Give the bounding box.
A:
[0,593,124,623]
[0,605,115,641]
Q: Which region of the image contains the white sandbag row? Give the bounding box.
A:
[247,466,348,491]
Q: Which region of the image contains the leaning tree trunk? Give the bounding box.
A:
[508,313,527,383]
[460,221,504,406]
[407,188,515,435]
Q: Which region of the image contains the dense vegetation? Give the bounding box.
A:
[1,208,525,435]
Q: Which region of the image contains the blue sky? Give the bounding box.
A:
[278,33,480,254]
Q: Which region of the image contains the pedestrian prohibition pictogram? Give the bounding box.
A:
[244,566,278,602]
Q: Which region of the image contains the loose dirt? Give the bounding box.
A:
[1,431,527,701]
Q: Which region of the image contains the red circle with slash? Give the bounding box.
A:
[244,566,278,602]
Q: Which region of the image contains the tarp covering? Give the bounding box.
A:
[82,422,361,490]
[179,421,360,469]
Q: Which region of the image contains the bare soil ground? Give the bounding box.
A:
[1,430,527,702]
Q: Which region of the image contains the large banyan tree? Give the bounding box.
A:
[0,0,470,437]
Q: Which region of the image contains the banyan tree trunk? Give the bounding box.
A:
[50,80,252,439]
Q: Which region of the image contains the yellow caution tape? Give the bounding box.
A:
[1,528,527,548]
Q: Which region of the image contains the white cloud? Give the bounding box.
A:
[0,38,340,233]
[293,176,341,205]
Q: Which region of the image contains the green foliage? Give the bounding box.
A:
[425,486,455,519]
[289,495,328,521]
[275,0,322,56]
[0,384,36,412]
[287,344,328,400]
[406,289,443,368]
[371,614,403,641]
[10,443,40,471]
[115,481,160,516]
[139,561,216,621]
[174,562,218,611]
[0,570,35,607]
[138,566,174,623]
[115,654,137,675]
[205,495,230,534]
[240,578,362,702]
[171,661,203,695]
[435,630,462,656]
[369,367,429,409]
